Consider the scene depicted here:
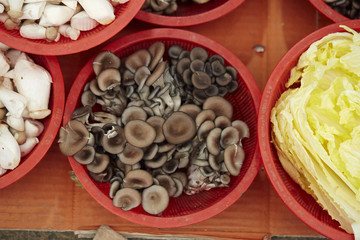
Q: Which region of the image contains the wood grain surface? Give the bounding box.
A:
[0,0,334,239]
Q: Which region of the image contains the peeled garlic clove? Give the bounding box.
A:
[20,2,46,20]
[24,119,44,137]
[19,137,39,157]
[71,11,99,31]
[0,51,10,77]
[39,4,76,27]
[14,59,52,119]
[0,124,21,170]
[78,0,115,25]
[58,24,80,40]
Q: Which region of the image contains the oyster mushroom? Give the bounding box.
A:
[144,153,167,168]
[206,127,222,156]
[101,125,126,154]
[192,71,211,90]
[125,49,151,73]
[113,188,141,211]
[118,143,143,165]
[156,174,177,196]
[73,145,95,165]
[172,177,183,197]
[220,126,240,149]
[148,41,165,71]
[142,184,169,215]
[162,111,196,145]
[97,68,121,91]
[124,119,156,148]
[87,153,110,174]
[224,144,245,176]
[202,96,233,119]
[58,120,89,156]
[121,106,147,125]
[232,120,250,139]
[123,169,153,189]
[190,47,208,62]
[195,109,216,128]
[0,123,21,170]
[146,116,165,143]
[161,158,179,174]
[178,104,201,120]
[214,116,231,129]
[143,143,159,160]
[93,50,121,76]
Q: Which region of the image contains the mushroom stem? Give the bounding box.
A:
[14,59,52,119]
[19,20,47,40]
[19,137,38,157]
[24,119,44,137]
[39,4,76,27]
[0,51,10,77]
[0,123,21,170]
[20,2,46,20]
[77,0,115,25]
[58,24,80,40]
[8,0,24,19]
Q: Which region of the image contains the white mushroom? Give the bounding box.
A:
[58,24,80,40]
[14,59,52,119]
[19,20,47,40]
[62,0,77,10]
[19,137,38,157]
[0,51,10,76]
[0,4,4,14]
[8,0,24,19]
[20,2,46,20]
[0,123,21,170]
[70,11,99,31]
[0,167,6,176]
[39,4,76,27]
[77,0,115,25]
[24,119,44,137]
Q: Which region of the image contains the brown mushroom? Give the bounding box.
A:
[197,120,215,141]
[202,96,233,119]
[162,111,196,145]
[176,57,191,75]
[209,54,225,65]
[97,68,121,91]
[214,116,232,129]
[148,42,165,71]
[146,61,166,86]
[118,143,144,165]
[190,59,204,72]
[121,106,147,125]
[93,51,121,76]
[178,104,201,120]
[113,188,141,211]
[161,158,179,174]
[144,153,167,168]
[123,169,153,189]
[182,68,192,86]
[81,90,97,107]
[158,142,175,153]
[195,109,216,128]
[87,153,110,174]
[124,120,156,148]
[134,66,151,91]
[190,47,208,62]
[59,120,89,156]
[227,80,239,93]
[156,174,177,197]
[143,144,159,160]
[232,120,250,139]
[125,49,152,73]
[142,185,169,215]
[204,85,219,97]
[172,177,183,198]
[211,60,226,77]
[73,145,95,165]
[224,144,245,176]
[216,72,232,86]
[174,152,189,168]
[170,171,187,187]
[146,116,165,143]
[191,71,211,90]
[206,127,222,156]
[168,44,183,59]
[220,126,240,149]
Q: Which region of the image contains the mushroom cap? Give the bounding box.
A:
[209,54,225,65]
[226,65,238,80]
[176,57,190,75]
[190,59,204,72]
[123,169,153,189]
[232,120,250,139]
[125,49,152,73]
[170,171,187,187]
[59,120,89,156]
[134,66,151,90]
[224,144,245,176]
[202,96,233,119]
[195,109,216,128]
[182,68,192,86]
[89,79,106,96]
[204,85,219,97]
[118,143,144,165]
[142,185,169,215]
[161,158,179,174]
[144,153,167,168]
[93,50,121,76]
[70,106,92,121]
[97,68,121,91]
[81,90,97,107]
[214,115,232,129]
[156,174,177,197]
[113,188,141,211]
[88,166,113,183]
[190,47,208,62]
[197,120,215,141]
[206,127,222,156]
[73,145,95,165]
[121,106,147,125]
[211,60,226,77]
[87,153,110,174]
[148,41,165,71]
[146,61,166,86]
[158,142,175,153]
[191,71,211,90]
[172,177,183,198]
[101,125,127,154]
[162,111,196,145]
[124,120,156,148]
[216,72,233,86]
[174,152,190,168]
[143,143,159,160]
[146,116,165,143]
[227,80,239,93]
[168,44,183,59]
[178,104,201,120]
[220,126,240,149]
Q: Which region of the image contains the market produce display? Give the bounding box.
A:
[271,25,360,236]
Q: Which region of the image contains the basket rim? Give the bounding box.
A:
[308,0,349,23]
[258,20,360,240]
[135,0,245,27]
[63,28,262,228]
[0,56,65,189]
[0,1,145,56]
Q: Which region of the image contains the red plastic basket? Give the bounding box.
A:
[0,1,144,55]
[0,55,65,189]
[63,28,261,228]
[258,20,360,240]
[136,0,245,27]
[308,0,349,22]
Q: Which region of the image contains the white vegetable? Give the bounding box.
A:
[20,20,46,40]
[39,4,76,27]
[19,137,38,157]
[24,119,44,137]
[20,2,46,20]
[78,0,115,25]
[58,24,80,40]
[8,0,24,19]
[71,11,99,31]
[0,124,21,170]
[0,51,10,76]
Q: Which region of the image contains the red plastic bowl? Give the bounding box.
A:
[0,54,65,189]
[308,0,349,22]
[0,1,144,56]
[258,20,360,240]
[136,0,245,27]
[63,28,261,228]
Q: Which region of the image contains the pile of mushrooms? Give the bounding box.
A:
[0,42,51,176]
[0,0,129,42]
[59,42,249,215]
[142,0,212,15]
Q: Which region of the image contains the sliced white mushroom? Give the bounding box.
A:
[0,124,21,170]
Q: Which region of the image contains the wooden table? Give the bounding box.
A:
[0,0,334,239]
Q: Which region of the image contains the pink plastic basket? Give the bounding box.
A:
[308,0,349,22]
